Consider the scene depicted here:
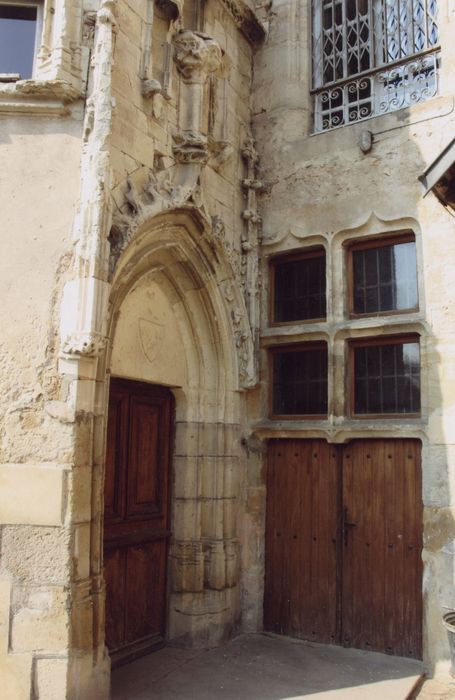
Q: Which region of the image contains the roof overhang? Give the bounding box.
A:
[419,137,455,212]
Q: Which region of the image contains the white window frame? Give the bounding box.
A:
[0,0,44,82]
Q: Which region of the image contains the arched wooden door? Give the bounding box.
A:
[103,378,174,666]
[264,438,423,659]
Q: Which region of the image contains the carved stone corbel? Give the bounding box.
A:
[172,30,223,169]
[173,30,222,85]
[141,78,163,98]
[61,332,109,358]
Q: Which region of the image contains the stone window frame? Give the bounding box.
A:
[0,0,44,82]
[0,0,85,116]
[263,224,426,426]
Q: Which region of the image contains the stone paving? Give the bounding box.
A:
[111,633,439,699]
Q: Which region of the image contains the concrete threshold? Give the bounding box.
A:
[111,632,425,700]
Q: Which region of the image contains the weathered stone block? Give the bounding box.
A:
[169,541,204,593]
[1,526,70,585]
[0,463,66,526]
[0,653,32,700]
[11,587,69,653]
[35,657,68,700]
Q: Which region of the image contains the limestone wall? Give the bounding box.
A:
[0,104,85,698]
[1,0,263,697]
[251,0,455,676]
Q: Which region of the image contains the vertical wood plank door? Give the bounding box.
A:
[264,438,422,659]
[341,438,423,658]
[103,378,174,666]
[264,439,339,643]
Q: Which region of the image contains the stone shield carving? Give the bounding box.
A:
[139,318,165,363]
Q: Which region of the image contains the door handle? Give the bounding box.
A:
[343,506,356,546]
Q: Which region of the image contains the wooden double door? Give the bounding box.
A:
[103,378,174,666]
[264,438,423,659]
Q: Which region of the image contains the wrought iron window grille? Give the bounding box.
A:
[312,0,440,133]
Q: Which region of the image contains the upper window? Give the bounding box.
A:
[270,249,326,324]
[312,0,440,132]
[348,235,418,316]
[0,2,42,80]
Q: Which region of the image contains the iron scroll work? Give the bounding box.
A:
[312,0,440,132]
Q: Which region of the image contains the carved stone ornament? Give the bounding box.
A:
[173,30,222,84]
[97,0,117,26]
[241,136,259,166]
[212,216,241,279]
[108,169,255,387]
[61,332,109,357]
[141,78,162,98]
[108,168,211,276]
[82,11,97,45]
[173,130,210,165]
[220,279,255,386]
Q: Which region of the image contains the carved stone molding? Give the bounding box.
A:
[173,30,222,84]
[108,173,255,388]
[239,134,262,383]
[0,79,81,115]
[60,0,117,362]
[219,0,266,44]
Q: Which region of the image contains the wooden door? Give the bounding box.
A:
[264,440,339,643]
[103,378,173,666]
[341,439,422,658]
[264,438,422,659]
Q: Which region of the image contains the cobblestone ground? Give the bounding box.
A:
[416,679,455,698]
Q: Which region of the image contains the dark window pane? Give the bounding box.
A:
[272,346,328,416]
[354,341,420,414]
[352,240,418,314]
[0,6,37,79]
[273,254,326,323]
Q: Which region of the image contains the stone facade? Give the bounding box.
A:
[0,0,454,697]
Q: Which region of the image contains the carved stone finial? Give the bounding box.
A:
[173,30,222,84]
